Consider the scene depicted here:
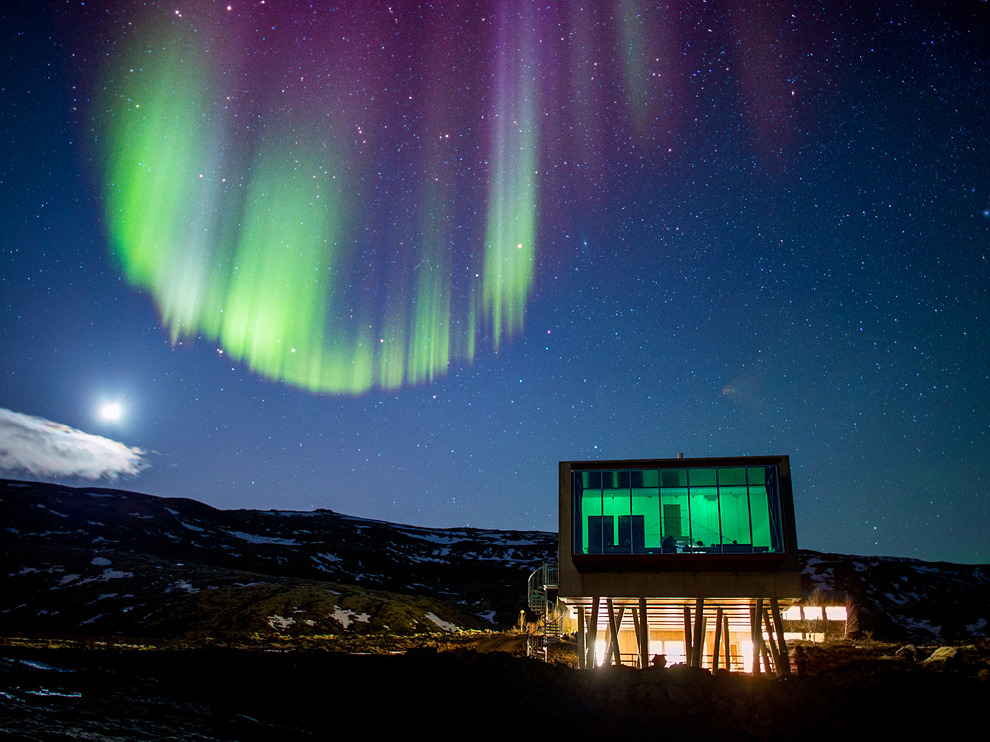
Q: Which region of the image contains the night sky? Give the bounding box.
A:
[2,1,988,564]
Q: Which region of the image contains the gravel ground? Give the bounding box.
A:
[1,637,988,740]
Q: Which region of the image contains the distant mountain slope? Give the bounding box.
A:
[2,480,987,643]
[0,479,554,639]
[798,550,990,643]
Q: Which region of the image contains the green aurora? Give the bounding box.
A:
[92,21,537,394]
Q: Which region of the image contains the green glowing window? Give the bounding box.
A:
[573,465,784,555]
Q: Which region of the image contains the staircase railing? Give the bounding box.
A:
[526,561,561,659]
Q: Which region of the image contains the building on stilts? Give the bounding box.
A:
[532,455,802,677]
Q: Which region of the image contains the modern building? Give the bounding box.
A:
[540,455,802,675]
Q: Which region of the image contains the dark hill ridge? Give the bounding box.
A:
[799,550,990,643]
[2,479,988,642]
[0,479,554,639]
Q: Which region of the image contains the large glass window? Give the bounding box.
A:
[630,469,661,553]
[578,471,604,553]
[574,464,784,556]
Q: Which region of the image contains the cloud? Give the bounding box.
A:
[0,408,148,481]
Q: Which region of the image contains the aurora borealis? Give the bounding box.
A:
[3,0,989,563]
[91,4,543,392]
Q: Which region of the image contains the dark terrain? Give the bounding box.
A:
[2,479,989,739]
[2,636,989,740]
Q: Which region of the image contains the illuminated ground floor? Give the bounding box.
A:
[560,596,805,676]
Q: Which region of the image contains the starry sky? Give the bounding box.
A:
[2,1,988,564]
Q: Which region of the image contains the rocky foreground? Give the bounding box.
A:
[1,635,988,740]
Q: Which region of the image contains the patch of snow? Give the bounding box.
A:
[58,574,80,585]
[268,615,296,630]
[896,615,942,640]
[224,530,298,546]
[37,504,68,518]
[71,569,134,585]
[424,612,458,632]
[100,568,133,580]
[406,554,448,564]
[167,580,199,594]
[17,659,74,672]
[476,610,497,623]
[25,688,82,698]
[91,557,111,566]
[181,521,204,532]
[965,617,987,633]
[331,606,371,629]
[165,508,180,516]
[129,513,154,520]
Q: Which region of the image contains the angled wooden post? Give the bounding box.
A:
[586,596,600,668]
[577,605,586,669]
[630,606,642,667]
[751,598,763,677]
[770,598,790,677]
[683,605,693,664]
[723,612,732,670]
[762,606,781,675]
[639,597,649,669]
[761,641,774,675]
[606,600,625,666]
[713,606,724,672]
[692,598,705,667]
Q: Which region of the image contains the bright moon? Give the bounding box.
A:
[100,403,122,421]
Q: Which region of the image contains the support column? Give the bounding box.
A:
[761,640,774,676]
[723,612,732,671]
[762,606,780,676]
[683,606,693,665]
[639,597,649,669]
[691,598,705,668]
[606,600,625,666]
[577,605,586,670]
[751,598,764,677]
[630,607,641,667]
[713,606,724,672]
[586,597,600,669]
[770,598,790,677]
